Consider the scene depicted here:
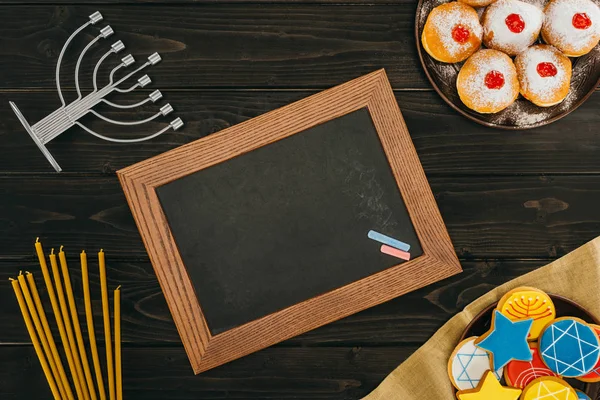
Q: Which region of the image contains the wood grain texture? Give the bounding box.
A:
[0,345,415,399]
[0,260,552,345]
[0,0,410,3]
[0,5,424,90]
[0,175,597,259]
[1,1,598,396]
[3,90,600,174]
[118,70,461,373]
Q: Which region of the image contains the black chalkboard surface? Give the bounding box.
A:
[119,70,460,373]
[157,108,423,334]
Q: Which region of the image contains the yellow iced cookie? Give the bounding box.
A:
[520,377,578,400]
[456,370,522,400]
[496,287,555,340]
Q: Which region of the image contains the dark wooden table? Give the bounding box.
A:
[1,1,599,399]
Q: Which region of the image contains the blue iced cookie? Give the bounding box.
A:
[539,317,600,378]
[575,390,591,400]
[475,310,533,370]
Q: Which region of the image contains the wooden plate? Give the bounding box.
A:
[415,0,600,130]
[459,294,600,397]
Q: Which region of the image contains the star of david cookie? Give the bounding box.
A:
[539,317,600,378]
[520,377,578,400]
[575,390,591,400]
[496,287,555,340]
[456,370,522,400]
[475,310,533,370]
[577,324,600,382]
[448,336,504,390]
[504,343,556,389]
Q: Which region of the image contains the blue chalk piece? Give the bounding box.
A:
[367,230,411,252]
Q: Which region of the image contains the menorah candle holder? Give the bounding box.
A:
[9,11,184,172]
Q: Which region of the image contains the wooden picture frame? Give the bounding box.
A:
[118,69,461,374]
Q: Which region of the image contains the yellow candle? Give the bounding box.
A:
[52,247,88,400]
[18,273,70,400]
[29,268,80,400]
[59,247,96,400]
[35,238,78,399]
[11,278,62,400]
[114,286,122,400]
[99,250,115,400]
[82,251,107,400]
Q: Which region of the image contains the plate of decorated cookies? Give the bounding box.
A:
[448,286,600,399]
[416,0,600,129]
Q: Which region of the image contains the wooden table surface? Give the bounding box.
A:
[1,1,599,399]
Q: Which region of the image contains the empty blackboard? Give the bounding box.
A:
[118,70,461,374]
[156,108,423,335]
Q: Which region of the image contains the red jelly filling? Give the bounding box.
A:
[573,13,592,29]
[485,70,505,89]
[505,13,526,33]
[452,24,471,44]
[537,62,558,77]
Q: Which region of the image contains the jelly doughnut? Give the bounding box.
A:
[457,49,520,113]
[422,2,483,63]
[515,45,572,107]
[542,0,600,57]
[482,0,544,56]
[459,0,498,8]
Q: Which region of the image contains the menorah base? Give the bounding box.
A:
[9,101,62,173]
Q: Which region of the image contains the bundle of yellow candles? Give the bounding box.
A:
[10,238,122,400]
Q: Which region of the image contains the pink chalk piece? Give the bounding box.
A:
[380,245,411,261]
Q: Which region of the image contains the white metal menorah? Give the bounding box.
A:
[9,11,184,172]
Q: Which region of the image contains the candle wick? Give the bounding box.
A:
[35,237,39,243]
[8,277,14,281]
[19,270,22,276]
[81,250,86,255]
[51,248,55,255]
[60,245,64,252]
[116,285,122,291]
[25,271,31,275]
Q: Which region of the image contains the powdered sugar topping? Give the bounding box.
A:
[461,51,518,108]
[485,0,544,53]
[431,4,483,56]
[490,89,577,126]
[543,0,600,52]
[519,0,547,9]
[517,46,568,102]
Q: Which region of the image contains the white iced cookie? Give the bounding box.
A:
[448,336,504,390]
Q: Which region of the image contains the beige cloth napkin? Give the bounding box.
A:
[363,236,600,400]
